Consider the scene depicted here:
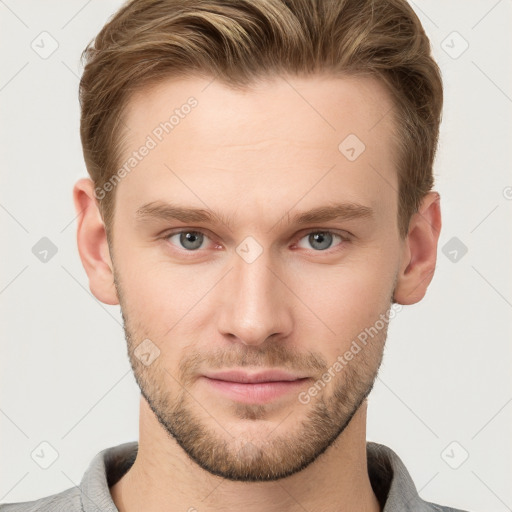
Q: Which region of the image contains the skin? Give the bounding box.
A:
[73,74,441,512]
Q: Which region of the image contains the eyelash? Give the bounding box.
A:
[160,228,351,255]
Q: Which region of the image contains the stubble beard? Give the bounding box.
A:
[120,306,387,482]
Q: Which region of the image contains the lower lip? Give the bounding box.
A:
[202,377,310,404]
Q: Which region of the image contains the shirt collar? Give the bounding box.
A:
[79,440,435,511]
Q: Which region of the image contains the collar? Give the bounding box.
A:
[79,440,440,511]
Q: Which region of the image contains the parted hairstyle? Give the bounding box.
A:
[79,0,443,240]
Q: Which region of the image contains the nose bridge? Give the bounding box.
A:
[217,242,291,346]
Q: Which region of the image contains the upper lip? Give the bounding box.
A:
[203,369,309,384]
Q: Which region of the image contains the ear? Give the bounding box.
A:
[72,178,119,305]
[393,191,442,305]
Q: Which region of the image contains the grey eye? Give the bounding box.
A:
[169,231,206,250]
[297,232,342,251]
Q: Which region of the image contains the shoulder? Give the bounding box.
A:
[0,486,81,512]
[0,441,137,512]
[420,499,472,512]
[366,441,472,512]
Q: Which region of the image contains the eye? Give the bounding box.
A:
[162,228,350,254]
[166,230,210,251]
[295,231,348,251]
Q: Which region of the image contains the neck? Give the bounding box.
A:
[110,397,381,512]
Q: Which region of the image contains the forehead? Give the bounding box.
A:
[115,73,399,227]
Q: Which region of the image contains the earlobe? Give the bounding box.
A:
[72,178,119,305]
[393,192,442,305]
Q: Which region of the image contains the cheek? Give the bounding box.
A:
[116,252,218,344]
[294,260,393,316]
[288,254,396,362]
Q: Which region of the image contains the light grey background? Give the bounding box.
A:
[1,1,511,511]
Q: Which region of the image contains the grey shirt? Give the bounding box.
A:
[0,441,469,511]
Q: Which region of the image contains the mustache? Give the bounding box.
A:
[177,343,327,383]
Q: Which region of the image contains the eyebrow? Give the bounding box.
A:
[135,200,374,230]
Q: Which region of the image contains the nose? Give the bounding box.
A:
[216,247,293,347]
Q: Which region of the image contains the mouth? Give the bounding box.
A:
[201,369,311,404]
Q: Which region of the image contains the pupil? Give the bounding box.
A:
[180,231,202,250]
[311,232,331,250]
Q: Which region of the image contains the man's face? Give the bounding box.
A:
[110,74,404,481]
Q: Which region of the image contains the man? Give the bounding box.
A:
[1,0,470,510]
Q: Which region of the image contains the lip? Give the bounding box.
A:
[202,369,309,383]
[201,370,310,404]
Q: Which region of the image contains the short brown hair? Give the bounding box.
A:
[79,0,443,239]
